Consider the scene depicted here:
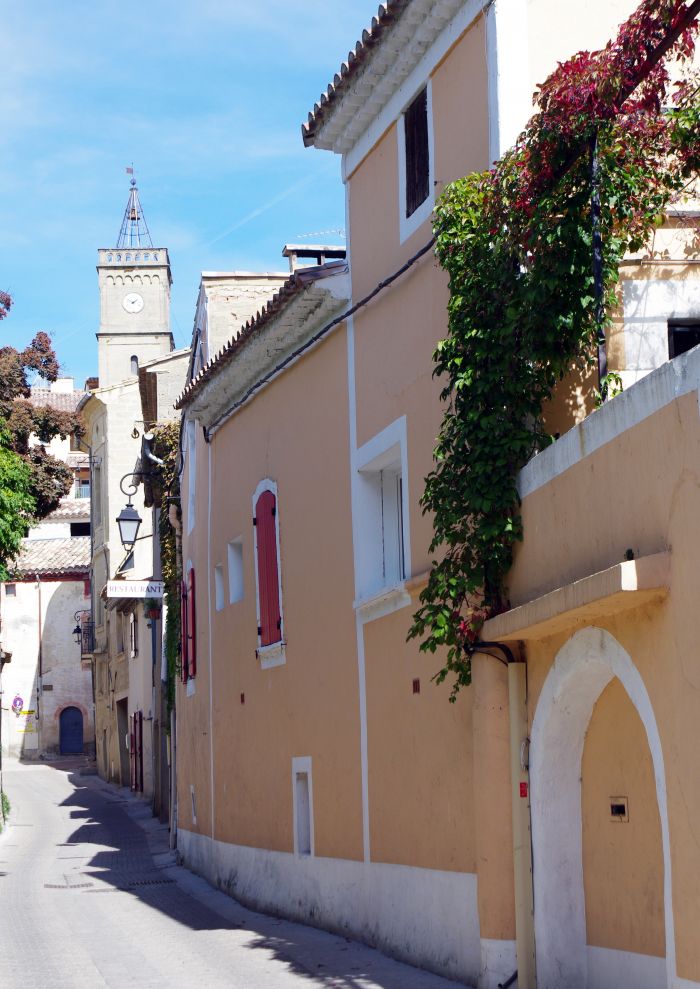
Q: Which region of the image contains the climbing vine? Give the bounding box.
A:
[149,421,182,719]
[409,0,700,698]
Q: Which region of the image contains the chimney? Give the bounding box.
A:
[282,244,346,273]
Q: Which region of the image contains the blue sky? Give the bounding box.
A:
[1,1,380,385]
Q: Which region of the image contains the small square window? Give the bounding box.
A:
[227,538,244,604]
[214,564,225,611]
[129,611,138,659]
[668,320,700,359]
[292,756,314,857]
[5,584,16,597]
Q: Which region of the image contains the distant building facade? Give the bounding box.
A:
[1,378,94,759]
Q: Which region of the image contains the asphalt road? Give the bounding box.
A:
[0,761,462,989]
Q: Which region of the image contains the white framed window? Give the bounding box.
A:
[93,463,103,527]
[252,479,285,669]
[292,756,314,857]
[129,610,138,659]
[227,538,244,604]
[397,79,435,244]
[353,417,411,608]
[186,419,196,534]
[214,564,225,611]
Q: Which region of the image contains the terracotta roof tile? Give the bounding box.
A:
[29,387,86,413]
[13,537,91,577]
[46,498,91,521]
[302,1,406,147]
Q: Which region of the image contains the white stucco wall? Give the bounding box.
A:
[1,578,94,758]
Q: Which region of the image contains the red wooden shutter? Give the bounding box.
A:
[187,567,197,678]
[255,490,281,646]
[181,578,189,681]
[137,711,143,792]
[129,715,136,791]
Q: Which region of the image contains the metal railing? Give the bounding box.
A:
[74,482,91,499]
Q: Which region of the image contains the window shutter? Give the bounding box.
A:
[129,714,136,791]
[404,87,429,218]
[187,566,197,678]
[181,578,189,681]
[255,490,281,646]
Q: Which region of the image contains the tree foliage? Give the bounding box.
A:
[409,0,700,698]
[0,294,83,574]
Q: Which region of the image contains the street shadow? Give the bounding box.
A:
[50,770,459,989]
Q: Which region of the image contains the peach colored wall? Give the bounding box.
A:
[347,16,489,304]
[470,653,516,940]
[515,392,700,979]
[204,328,363,861]
[353,257,448,580]
[582,677,665,957]
[431,16,489,188]
[348,126,400,305]
[363,601,475,873]
[178,420,213,838]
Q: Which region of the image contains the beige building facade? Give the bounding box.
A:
[172,3,700,988]
[84,186,176,798]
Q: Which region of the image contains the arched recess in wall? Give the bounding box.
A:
[130,355,139,376]
[529,626,676,989]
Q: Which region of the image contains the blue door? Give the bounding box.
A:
[59,707,83,754]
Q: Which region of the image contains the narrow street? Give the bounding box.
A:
[0,761,462,989]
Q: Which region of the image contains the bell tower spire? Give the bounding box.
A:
[96,170,173,388]
[117,169,153,249]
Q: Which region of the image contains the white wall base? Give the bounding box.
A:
[178,829,482,984]
[479,938,517,989]
[587,945,666,989]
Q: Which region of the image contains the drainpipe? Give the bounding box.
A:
[474,642,536,989]
[167,498,182,851]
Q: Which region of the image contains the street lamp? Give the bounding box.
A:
[116,501,142,549]
[116,471,145,550]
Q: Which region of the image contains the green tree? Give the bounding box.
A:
[0,291,83,575]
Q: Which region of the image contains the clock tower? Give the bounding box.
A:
[97,179,173,388]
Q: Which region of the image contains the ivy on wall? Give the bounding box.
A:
[409,0,700,698]
[149,421,182,719]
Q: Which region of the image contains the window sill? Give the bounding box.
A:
[256,641,286,669]
[354,583,412,623]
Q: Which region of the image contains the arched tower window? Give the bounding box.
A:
[130,355,139,376]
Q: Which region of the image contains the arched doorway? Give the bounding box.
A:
[529,627,675,989]
[59,706,84,754]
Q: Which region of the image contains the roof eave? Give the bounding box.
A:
[183,273,350,429]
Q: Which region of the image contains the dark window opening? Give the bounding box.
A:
[668,321,700,359]
[70,522,91,537]
[130,354,139,376]
[404,88,429,218]
[5,584,16,596]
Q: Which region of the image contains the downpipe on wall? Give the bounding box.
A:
[474,642,536,989]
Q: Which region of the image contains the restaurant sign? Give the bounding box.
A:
[106,580,164,599]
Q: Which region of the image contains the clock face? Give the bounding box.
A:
[122,292,144,314]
